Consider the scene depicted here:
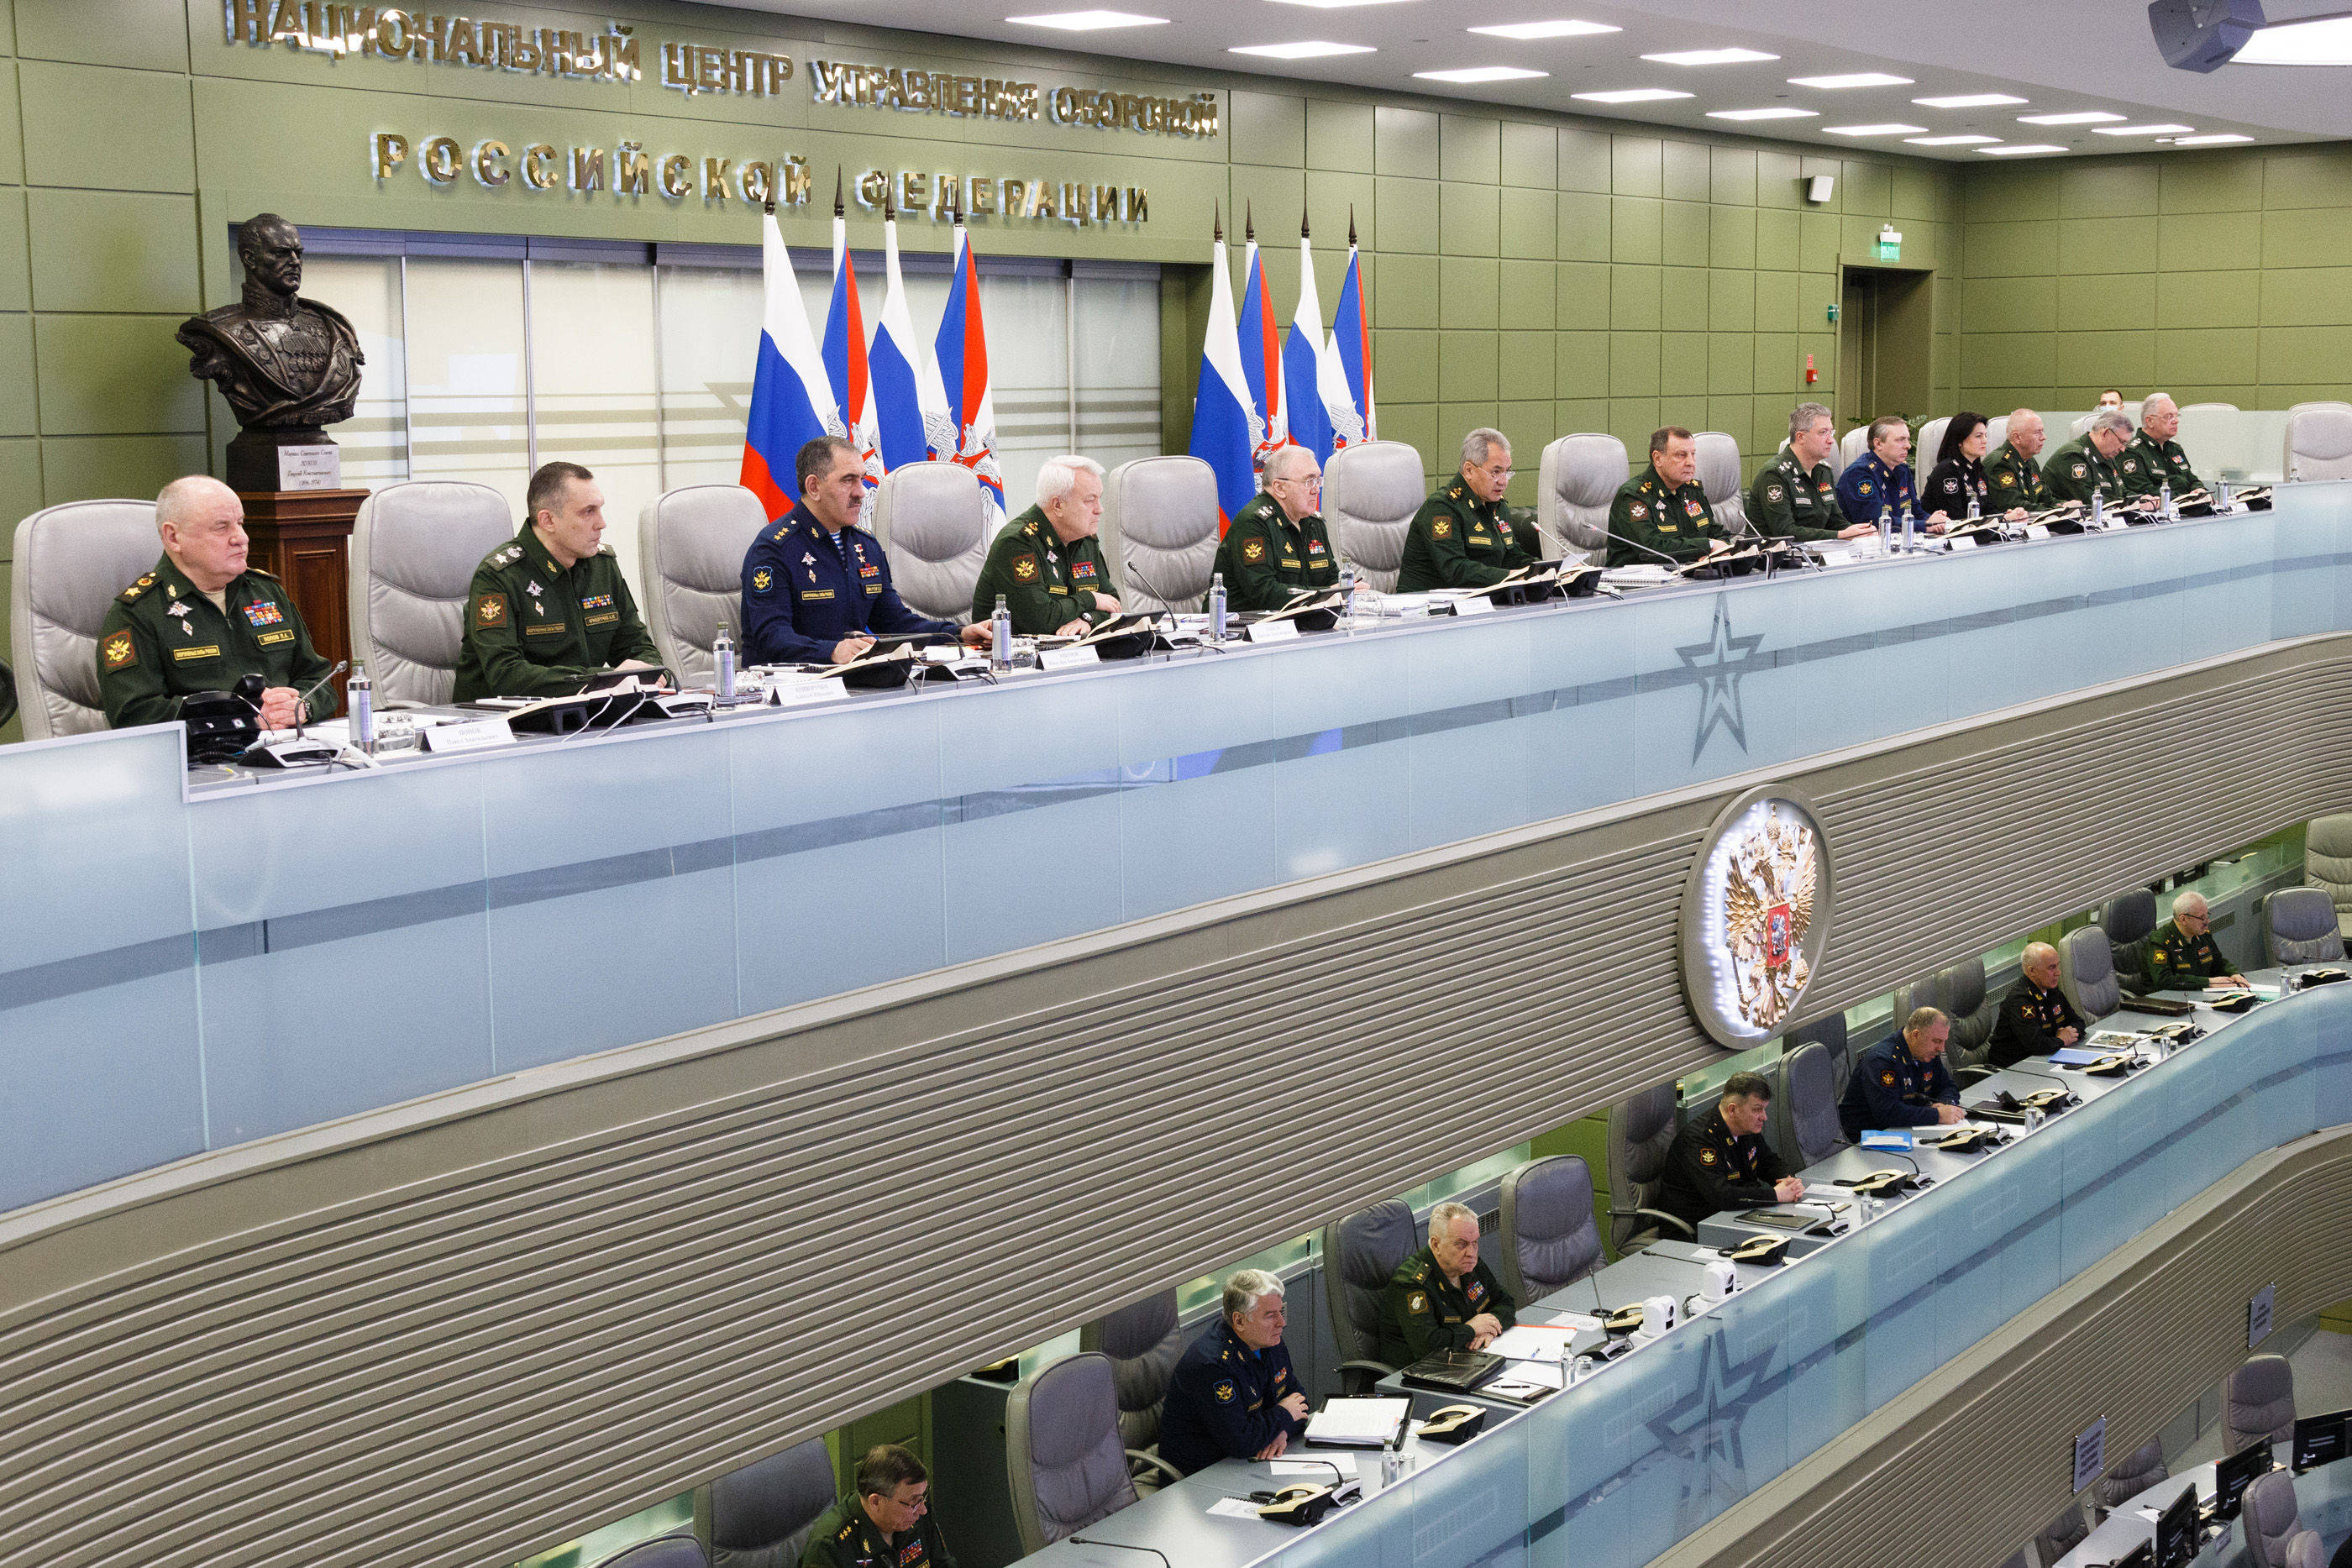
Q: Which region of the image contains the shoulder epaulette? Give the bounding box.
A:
[246,566,281,581]
[118,571,159,604]
[771,523,791,542]
[486,543,524,569]
[598,543,615,557]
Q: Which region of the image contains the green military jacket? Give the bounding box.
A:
[1377,1245,1519,1367]
[1983,440,2054,509]
[97,553,336,731]
[1746,452,1847,541]
[453,523,660,700]
[1394,476,1534,592]
[2143,917,2233,993]
[2040,434,2124,506]
[1608,462,1725,566]
[798,1496,956,1568]
[1210,490,1340,611]
[2118,430,2205,499]
[970,505,1115,634]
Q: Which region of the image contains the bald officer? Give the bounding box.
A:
[1159,1270,1310,1472]
[1396,428,1536,590]
[1985,410,2055,508]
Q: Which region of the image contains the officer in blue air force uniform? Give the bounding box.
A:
[741,435,993,666]
[1159,1268,1310,1475]
[1838,1006,1965,1141]
[1835,415,1948,534]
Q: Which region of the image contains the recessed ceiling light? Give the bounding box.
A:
[2234,15,2352,65]
[1978,143,2070,155]
[2018,111,2126,124]
[1007,8,1168,26]
[1415,65,1548,81]
[1468,18,1620,39]
[1708,107,1819,121]
[1268,0,1413,8]
[2170,133,2255,145]
[1571,87,1696,102]
[2092,123,2197,136]
[1787,72,1913,88]
[1229,39,1376,56]
[1904,134,2000,145]
[1823,123,1928,137]
[1642,48,1777,66]
[1912,92,2027,108]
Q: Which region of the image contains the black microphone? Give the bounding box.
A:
[1594,525,1719,577]
[231,673,266,711]
[1068,1539,1173,1567]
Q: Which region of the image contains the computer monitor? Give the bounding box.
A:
[2212,1438,2273,1520]
[2295,1408,2352,1472]
[2113,1543,2153,1568]
[2154,1482,2202,1568]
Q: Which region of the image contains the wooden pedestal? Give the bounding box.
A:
[237,487,367,706]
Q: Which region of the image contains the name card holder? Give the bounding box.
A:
[420,717,516,753]
[1244,618,1300,642]
[1039,643,1102,670]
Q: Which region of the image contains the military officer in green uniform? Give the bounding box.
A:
[971,454,1122,634]
[1749,403,1877,543]
[2144,891,2248,992]
[2118,394,2207,501]
[1984,409,2055,509]
[454,461,665,700]
[2041,409,2151,509]
[1609,426,1727,567]
[1659,1072,1807,1231]
[1378,1201,1518,1366]
[1395,427,1536,591]
[1210,444,1341,611]
[98,475,336,732]
[801,1445,955,1568]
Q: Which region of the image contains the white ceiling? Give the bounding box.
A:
[705,0,2352,159]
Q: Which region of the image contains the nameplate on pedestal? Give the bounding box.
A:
[420,717,516,753]
[2025,524,2051,542]
[1038,644,1100,670]
[1946,535,1977,552]
[1244,618,1300,642]
[1447,593,1497,616]
[277,445,342,491]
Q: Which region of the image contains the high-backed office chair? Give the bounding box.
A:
[1322,1199,1418,1393]
[2285,406,2352,481]
[2058,926,2124,1024]
[2229,1354,2297,1453]
[873,460,990,623]
[708,1440,838,1568]
[2287,401,2352,417]
[1102,455,1214,615]
[1496,1155,1603,1303]
[1536,433,1628,566]
[1693,432,1746,537]
[1767,1041,1846,1170]
[2243,1470,2323,1568]
[2032,1501,2088,1565]
[10,498,162,739]
[1984,414,2011,453]
[2092,1437,2168,1522]
[1605,1082,1693,1252]
[1079,1287,1188,1489]
[639,484,765,686]
[2265,887,2348,966]
[2071,412,2100,439]
[2182,401,2239,412]
[1787,1010,1851,1096]
[2308,814,2352,936]
[1891,962,1998,1081]
[1321,440,1422,592]
[594,1534,708,1568]
[1838,426,1871,469]
[349,480,516,708]
[2101,889,2160,994]
[1915,416,1951,472]
[1006,1351,1161,1554]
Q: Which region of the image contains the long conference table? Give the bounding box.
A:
[1020,969,2352,1568]
[5,490,2351,1214]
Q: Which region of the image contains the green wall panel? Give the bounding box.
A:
[1441,115,1499,186]
[1609,330,1659,398]
[1499,121,1553,191]
[0,62,23,186]
[1610,265,1660,331]
[1610,196,1662,264]
[2264,149,2352,209]
[28,189,198,313]
[19,0,183,71]
[35,314,199,433]
[1439,256,1499,329]
[1499,188,1554,260]
[1661,140,1708,205]
[1229,92,1305,170]
[1499,259,1551,329]
[0,439,38,550]
[2161,155,2265,213]
[1374,176,1437,254]
[1499,332,1551,402]
[1711,147,1756,210]
[1659,265,1707,329]
[0,189,26,314]
[1375,107,1439,179]
[1557,331,1605,398]
[39,431,205,506]
[1611,137,1662,199]
[1305,102,1374,176]
[1438,330,1498,401]
[1709,270,1755,334]
[1558,128,1609,193]
[1376,254,1437,330]
[1556,191,1609,262]
[21,62,192,191]
[1556,262,1609,331]
[1440,181,1499,255]
[2055,272,2156,333]
[2159,270,2260,330]
[2261,266,2352,328]
[0,312,32,435]
[1376,328,1437,405]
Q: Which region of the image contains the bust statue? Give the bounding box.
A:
[177,213,365,491]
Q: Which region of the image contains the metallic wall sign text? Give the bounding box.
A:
[808,57,1218,139]
[226,0,641,81]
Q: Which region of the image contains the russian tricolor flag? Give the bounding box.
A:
[738,209,840,522]
[1189,214,1257,535]
[1237,221,1285,469]
[1286,221,1334,464]
[870,208,953,475]
[1324,230,1375,448]
[822,204,875,506]
[935,218,1007,530]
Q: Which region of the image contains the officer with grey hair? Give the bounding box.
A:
[1158,1267,1310,1473]
[969,454,1122,634]
[1378,1200,1517,1365]
[1749,402,1875,542]
[2042,407,2144,507]
[2119,393,2206,500]
[1395,427,1536,591]
[1839,1006,1963,1140]
[2145,890,2244,991]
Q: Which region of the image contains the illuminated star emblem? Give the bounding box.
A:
[1677,595,1764,763]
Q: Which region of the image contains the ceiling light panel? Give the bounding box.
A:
[1229,39,1376,56]
[2018,111,2126,124]
[1006,8,1168,26]
[2092,123,2196,135]
[2234,14,2352,65]
[1415,65,1547,81]
[1904,134,1999,145]
[2170,133,2255,145]
[1708,108,1818,121]
[1571,87,1695,102]
[1823,123,1928,136]
[1979,144,2070,155]
[1468,18,1620,39]
[1641,48,1777,66]
[1788,72,1913,88]
[1268,0,1413,7]
[1913,93,2027,108]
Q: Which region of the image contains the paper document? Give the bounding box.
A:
[1207,1497,1265,1519]
[1484,1367,1565,1400]
[1484,1325,1578,1362]
[1268,1455,1355,1476]
[1305,1398,1410,1448]
[1546,1312,1603,1332]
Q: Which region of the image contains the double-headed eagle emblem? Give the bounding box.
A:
[1721,810,1818,1030]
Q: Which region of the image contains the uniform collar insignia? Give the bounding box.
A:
[801,552,816,568]
[167,600,190,618]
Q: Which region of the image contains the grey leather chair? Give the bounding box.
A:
[2265,887,2348,965]
[1323,1199,1418,1392]
[2287,400,2352,417]
[1892,962,1998,1080]
[2244,1469,2321,1568]
[2032,1501,2088,1565]
[1915,416,1951,473]
[2102,889,2160,994]
[2092,1437,2168,1522]
[595,1534,708,1568]
[1536,433,1627,566]
[349,480,516,708]
[1984,413,2011,453]
[2285,406,2352,481]
[1079,1287,1188,1486]
[2059,925,2123,1024]
[640,484,765,686]
[2229,1354,2297,1453]
[1767,1041,1845,1171]
[1006,1351,1151,1553]
[2307,814,2352,936]
[1497,1155,1603,1303]
[709,1439,838,1568]
[1606,1082,1692,1252]
[1101,455,1214,616]
[10,498,161,739]
[1838,425,1871,469]
[1693,431,1746,537]
[1321,439,1423,593]
[2182,401,2239,412]
[1788,1010,1851,1096]
[872,460,989,623]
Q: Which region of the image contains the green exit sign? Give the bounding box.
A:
[1875,224,1903,260]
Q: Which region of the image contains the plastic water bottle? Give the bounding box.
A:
[1378,1436,1401,1490]
[1339,560,1358,626]
[2091,487,2105,529]
[712,625,736,699]
[2159,480,2174,521]
[1877,505,1892,556]
[2218,477,2234,511]
[1966,490,1981,523]
[347,663,374,754]
[991,595,1012,670]
[1898,502,1915,553]
[1208,572,1228,642]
